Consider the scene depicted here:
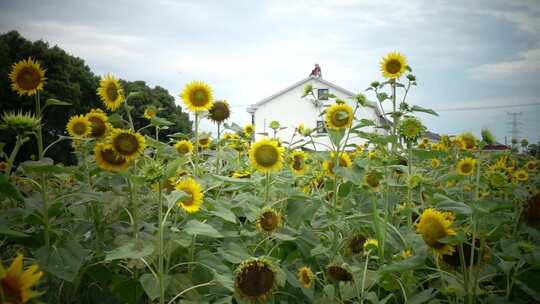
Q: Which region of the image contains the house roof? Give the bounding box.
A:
[248,75,383,119]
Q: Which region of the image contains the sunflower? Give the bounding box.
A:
[452,137,466,150]
[249,138,284,173]
[363,170,383,191]
[297,267,314,288]
[175,178,203,213]
[441,238,490,270]
[9,57,46,96]
[459,132,477,150]
[243,124,254,138]
[325,103,353,130]
[347,233,367,255]
[296,123,305,136]
[66,115,91,138]
[85,109,109,138]
[208,100,230,123]
[380,51,407,79]
[514,169,528,182]
[175,140,193,155]
[94,143,130,172]
[363,238,379,251]
[0,111,41,135]
[289,150,308,175]
[109,129,146,161]
[256,208,283,233]
[457,157,476,176]
[416,208,456,256]
[421,137,430,146]
[0,161,7,172]
[97,74,124,111]
[525,161,537,172]
[431,158,440,168]
[180,81,214,113]
[523,193,540,228]
[234,258,280,302]
[143,106,158,120]
[323,152,352,177]
[198,137,212,149]
[231,170,251,179]
[400,249,413,259]
[0,253,43,304]
[326,264,353,282]
[398,116,425,141]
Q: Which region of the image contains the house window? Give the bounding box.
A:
[317,88,329,100]
[316,120,327,134]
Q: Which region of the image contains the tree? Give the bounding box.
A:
[0,31,191,165]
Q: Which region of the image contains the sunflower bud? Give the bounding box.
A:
[0,111,41,135]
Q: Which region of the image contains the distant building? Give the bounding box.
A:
[246,74,386,150]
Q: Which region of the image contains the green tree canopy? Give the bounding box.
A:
[0,30,191,165]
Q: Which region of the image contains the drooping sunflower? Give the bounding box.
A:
[208,100,230,123]
[441,238,490,270]
[457,157,476,176]
[243,124,254,138]
[0,253,43,304]
[323,152,352,177]
[363,170,383,191]
[180,81,214,113]
[296,123,305,136]
[325,103,353,130]
[94,143,130,172]
[175,177,203,213]
[326,264,353,282]
[175,140,193,155]
[234,258,281,302]
[522,193,540,228]
[514,169,528,182]
[198,137,212,149]
[398,116,426,141]
[256,208,283,233]
[416,208,456,256]
[9,57,46,96]
[143,105,158,120]
[66,115,91,138]
[85,109,109,138]
[380,51,408,79]
[97,74,124,111]
[458,132,477,150]
[109,129,146,161]
[249,138,284,173]
[347,233,367,255]
[289,150,308,175]
[297,266,314,288]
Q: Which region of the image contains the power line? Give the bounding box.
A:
[434,102,540,112]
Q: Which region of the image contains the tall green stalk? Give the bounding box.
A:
[391,80,398,153]
[5,135,25,176]
[215,122,221,174]
[157,182,165,304]
[193,113,199,176]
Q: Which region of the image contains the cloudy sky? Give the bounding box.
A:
[1,0,539,143]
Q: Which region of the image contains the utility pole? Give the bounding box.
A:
[507,112,522,150]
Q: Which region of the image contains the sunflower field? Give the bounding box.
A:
[1,52,539,304]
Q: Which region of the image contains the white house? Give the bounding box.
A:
[246,74,386,150]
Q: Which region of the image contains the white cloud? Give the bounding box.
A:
[469,48,540,80]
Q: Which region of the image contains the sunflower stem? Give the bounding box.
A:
[5,135,25,177]
[459,243,470,301]
[360,252,370,304]
[157,182,165,304]
[371,193,384,260]
[123,100,135,131]
[126,176,138,241]
[194,113,199,176]
[215,122,221,174]
[391,80,397,154]
[35,91,44,159]
[265,172,270,204]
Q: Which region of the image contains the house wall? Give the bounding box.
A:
[253,78,383,150]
